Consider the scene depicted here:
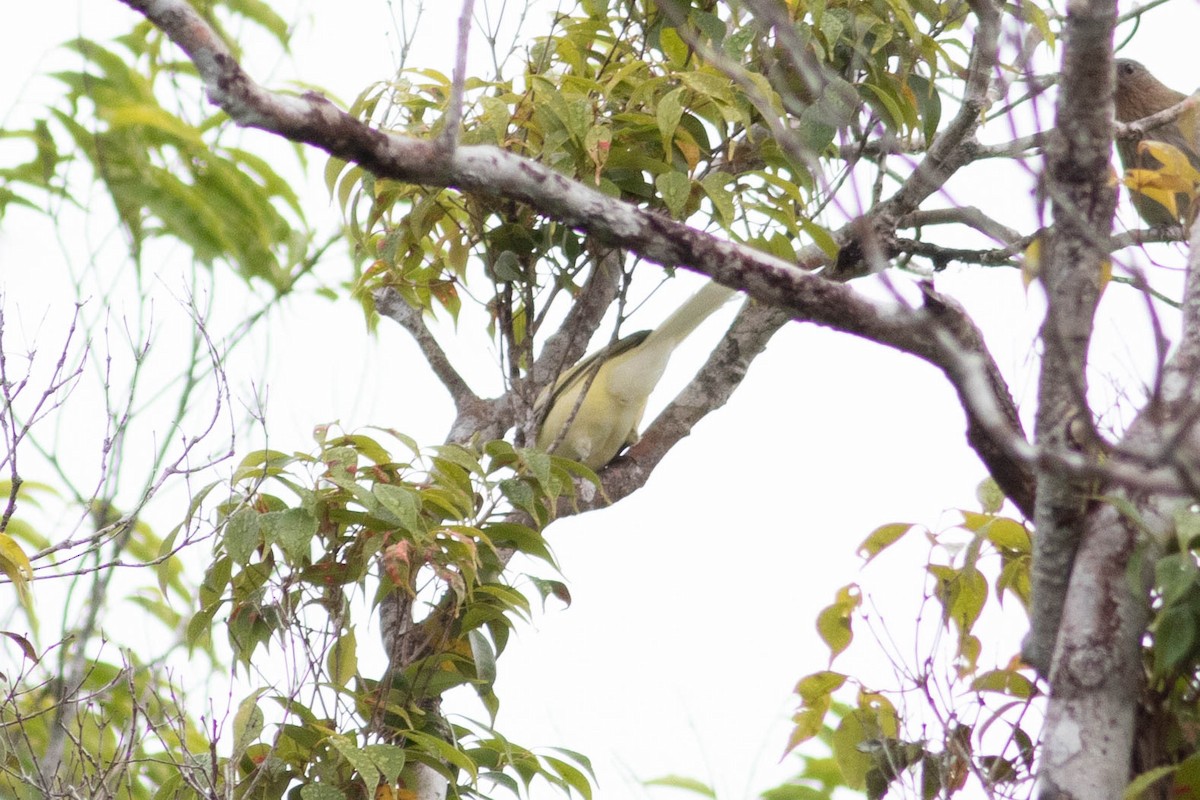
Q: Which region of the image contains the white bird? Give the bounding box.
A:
[535,281,737,469]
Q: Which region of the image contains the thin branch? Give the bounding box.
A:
[898,207,1023,245]
[875,0,1001,221]
[440,0,476,150]
[1115,92,1200,145]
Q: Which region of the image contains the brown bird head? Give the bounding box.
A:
[1115,59,1188,123]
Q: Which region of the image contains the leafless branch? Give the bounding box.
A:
[440,0,476,150]
[373,288,479,408]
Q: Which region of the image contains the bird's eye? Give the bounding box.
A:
[1118,62,1135,77]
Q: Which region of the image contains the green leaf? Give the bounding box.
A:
[0,533,34,609]
[857,523,913,563]
[363,744,406,784]
[1156,553,1198,609]
[1154,606,1196,674]
[657,171,692,217]
[300,785,346,800]
[659,27,689,69]
[404,730,479,779]
[787,707,828,750]
[906,73,942,144]
[816,585,860,661]
[487,522,557,567]
[327,628,358,688]
[830,712,871,790]
[975,477,1005,514]
[331,735,382,796]
[644,775,716,798]
[982,518,1031,553]
[499,478,540,519]
[545,755,593,800]
[261,508,318,562]
[468,629,497,684]
[223,0,292,47]
[373,484,423,533]
[761,784,830,800]
[701,172,735,227]
[232,693,265,758]
[796,671,847,703]
[1124,765,1177,800]
[656,87,685,158]
[224,508,261,566]
[969,669,1035,699]
[799,218,839,260]
[186,604,218,651]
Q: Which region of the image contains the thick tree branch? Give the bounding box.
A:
[1024,0,1121,681]
[1031,1,1157,798]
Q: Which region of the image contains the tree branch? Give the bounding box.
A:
[1024,0,1121,680]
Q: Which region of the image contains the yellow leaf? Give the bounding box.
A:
[1139,141,1200,185]
[1124,170,1181,218]
[1098,258,1112,295]
[1021,235,1041,289]
[0,533,33,607]
[1125,167,1191,196]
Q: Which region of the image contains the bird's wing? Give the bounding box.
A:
[534,281,738,468]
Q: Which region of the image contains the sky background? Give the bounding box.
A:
[1,1,1197,798]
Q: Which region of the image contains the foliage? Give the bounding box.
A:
[5,0,1200,799]
[779,485,1037,800]
[183,426,593,798]
[340,0,965,343]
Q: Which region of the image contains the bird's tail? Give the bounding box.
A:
[643,281,738,349]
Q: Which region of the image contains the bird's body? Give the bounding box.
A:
[535,281,737,469]
[1114,58,1200,226]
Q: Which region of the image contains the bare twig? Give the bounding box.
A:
[441,0,476,150]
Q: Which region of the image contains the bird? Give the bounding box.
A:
[534,281,737,470]
[1114,58,1200,226]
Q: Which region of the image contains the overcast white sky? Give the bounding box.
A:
[2,2,1198,799]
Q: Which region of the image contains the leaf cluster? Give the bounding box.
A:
[779,481,1037,800]
[185,426,596,799]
